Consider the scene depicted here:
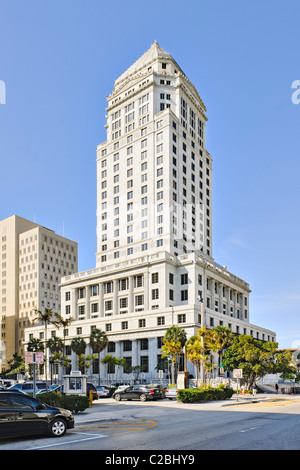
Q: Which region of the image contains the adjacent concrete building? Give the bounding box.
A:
[0,215,78,372]
[24,42,276,382]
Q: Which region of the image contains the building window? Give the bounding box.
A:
[91,285,98,296]
[78,305,85,316]
[178,314,186,323]
[119,278,128,291]
[139,319,146,328]
[134,275,143,288]
[135,295,144,306]
[157,316,165,326]
[140,356,149,372]
[78,288,85,299]
[121,321,128,330]
[119,297,128,309]
[152,289,159,300]
[152,272,159,283]
[123,340,132,351]
[91,303,98,313]
[181,273,188,285]
[181,290,188,301]
[105,300,113,311]
[140,338,148,350]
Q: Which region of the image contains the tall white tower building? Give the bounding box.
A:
[96,41,211,266]
[25,43,276,382]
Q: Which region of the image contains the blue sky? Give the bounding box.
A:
[0,0,299,349]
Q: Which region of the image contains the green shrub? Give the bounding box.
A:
[37,392,62,407]
[37,392,90,413]
[177,386,234,403]
[61,395,90,413]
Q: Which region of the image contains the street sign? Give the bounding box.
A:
[233,369,243,378]
[25,352,44,364]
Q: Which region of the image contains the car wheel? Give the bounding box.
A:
[140,394,147,402]
[114,394,121,401]
[49,418,67,437]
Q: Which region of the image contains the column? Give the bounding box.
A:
[99,283,104,317]
[71,287,77,320]
[113,279,118,315]
[144,271,149,311]
[85,285,90,319]
[128,276,134,313]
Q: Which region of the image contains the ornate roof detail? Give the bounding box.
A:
[113,41,184,91]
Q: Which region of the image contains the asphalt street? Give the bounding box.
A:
[1,393,300,452]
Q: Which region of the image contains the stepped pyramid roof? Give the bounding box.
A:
[114,41,184,88]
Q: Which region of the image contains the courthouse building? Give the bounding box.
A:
[24,42,276,381]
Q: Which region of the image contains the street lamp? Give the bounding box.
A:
[197,293,205,387]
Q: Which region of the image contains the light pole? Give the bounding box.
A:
[197,293,205,387]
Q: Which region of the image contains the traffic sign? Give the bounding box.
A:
[25,352,44,364]
[233,369,243,378]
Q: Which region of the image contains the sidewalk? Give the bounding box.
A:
[74,393,300,424]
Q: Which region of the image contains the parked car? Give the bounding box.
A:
[37,384,64,395]
[148,384,165,398]
[0,391,74,438]
[87,383,98,400]
[113,385,162,402]
[8,381,47,395]
[165,387,178,400]
[113,385,130,394]
[96,386,110,398]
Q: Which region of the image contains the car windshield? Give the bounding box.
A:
[37,383,47,389]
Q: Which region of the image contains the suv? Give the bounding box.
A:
[87,383,98,400]
[8,381,47,395]
[0,391,74,438]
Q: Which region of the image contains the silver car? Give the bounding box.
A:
[165,387,178,400]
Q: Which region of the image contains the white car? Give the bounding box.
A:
[96,386,110,398]
[165,387,178,400]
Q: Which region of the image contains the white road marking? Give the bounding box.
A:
[26,434,107,450]
[240,426,261,433]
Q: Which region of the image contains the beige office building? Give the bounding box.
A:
[0,215,78,372]
[24,42,276,382]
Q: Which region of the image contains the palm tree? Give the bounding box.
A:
[33,307,56,388]
[5,353,25,376]
[27,338,44,353]
[47,336,64,382]
[52,313,74,375]
[209,326,233,377]
[186,335,205,383]
[101,354,118,380]
[71,337,87,372]
[89,328,108,386]
[195,326,212,386]
[161,326,187,385]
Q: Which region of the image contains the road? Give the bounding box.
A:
[1,396,300,452]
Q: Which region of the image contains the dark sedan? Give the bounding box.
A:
[0,391,74,439]
[113,385,162,402]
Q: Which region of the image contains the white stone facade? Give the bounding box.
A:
[24,42,276,383]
